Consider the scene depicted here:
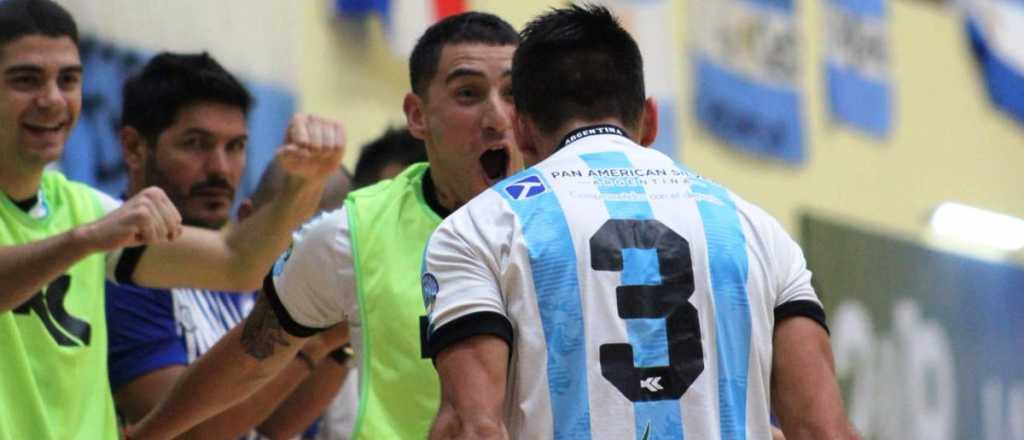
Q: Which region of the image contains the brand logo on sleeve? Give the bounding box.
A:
[421,272,439,313]
[504,175,546,200]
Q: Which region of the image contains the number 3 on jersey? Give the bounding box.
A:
[590,219,704,401]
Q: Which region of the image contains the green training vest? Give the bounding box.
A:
[347,163,442,439]
[0,171,118,440]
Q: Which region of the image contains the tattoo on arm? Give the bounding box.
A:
[241,294,292,360]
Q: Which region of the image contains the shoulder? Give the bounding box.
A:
[347,162,429,202]
[294,207,350,247]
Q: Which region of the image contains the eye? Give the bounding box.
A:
[58,72,81,90]
[182,136,201,149]
[7,74,41,90]
[455,87,478,100]
[227,139,247,153]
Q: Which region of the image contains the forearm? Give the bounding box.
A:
[131,176,326,291]
[0,228,96,311]
[219,175,325,285]
[178,354,315,440]
[131,324,297,439]
[430,335,511,440]
[257,356,349,439]
[773,317,860,440]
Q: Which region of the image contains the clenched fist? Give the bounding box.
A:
[79,187,184,252]
[276,113,346,181]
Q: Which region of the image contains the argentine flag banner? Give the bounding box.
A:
[825,0,892,138]
[966,0,1024,126]
[336,0,466,56]
[692,0,805,164]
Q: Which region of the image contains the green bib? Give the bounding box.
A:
[0,172,118,440]
[347,163,442,439]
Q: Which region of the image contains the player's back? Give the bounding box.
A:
[425,126,822,439]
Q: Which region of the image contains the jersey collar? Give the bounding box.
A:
[557,124,629,151]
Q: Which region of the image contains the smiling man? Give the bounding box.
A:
[0,1,344,439]
[129,11,520,440]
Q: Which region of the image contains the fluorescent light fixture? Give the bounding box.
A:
[930,202,1024,251]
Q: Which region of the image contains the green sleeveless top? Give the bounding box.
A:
[0,171,118,439]
[346,163,443,439]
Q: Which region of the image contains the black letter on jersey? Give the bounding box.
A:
[12,275,91,347]
[590,219,703,401]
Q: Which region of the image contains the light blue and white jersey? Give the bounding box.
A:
[422,126,824,440]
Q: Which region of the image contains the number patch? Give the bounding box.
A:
[590,219,703,401]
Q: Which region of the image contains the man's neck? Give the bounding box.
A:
[0,164,45,202]
[421,169,455,219]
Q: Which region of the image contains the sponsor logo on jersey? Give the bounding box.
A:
[505,175,546,200]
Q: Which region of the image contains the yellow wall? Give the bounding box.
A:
[298,0,1024,256]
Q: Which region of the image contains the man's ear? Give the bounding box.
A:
[513,112,536,157]
[120,126,147,172]
[403,92,428,141]
[638,97,659,147]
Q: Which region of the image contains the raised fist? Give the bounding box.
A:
[276,113,346,181]
[79,187,183,252]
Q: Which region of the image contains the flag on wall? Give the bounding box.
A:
[966,0,1024,126]
[692,0,805,164]
[825,0,892,138]
[336,0,467,56]
[585,0,682,159]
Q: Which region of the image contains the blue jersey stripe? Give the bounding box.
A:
[495,169,592,439]
[581,152,685,440]
[689,175,752,440]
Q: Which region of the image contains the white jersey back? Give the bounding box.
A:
[422,126,822,439]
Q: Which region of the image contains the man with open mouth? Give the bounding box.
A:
[129,11,522,440]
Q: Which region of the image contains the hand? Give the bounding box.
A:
[76,187,183,252]
[276,113,346,182]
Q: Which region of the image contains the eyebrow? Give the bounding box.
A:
[444,67,513,85]
[3,64,83,76]
[445,68,485,84]
[182,127,248,141]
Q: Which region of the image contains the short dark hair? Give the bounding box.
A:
[512,5,645,135]
[121,52,252,146]
[0,0,78,48]
[409,11,518,97]
[353,127,426,189]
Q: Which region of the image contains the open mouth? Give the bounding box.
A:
[480,148,510,183]
[23,122,65,134]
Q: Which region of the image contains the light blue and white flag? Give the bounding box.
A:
[692,0,805,164]
[826,0,892,137]
[966,0,1024,126]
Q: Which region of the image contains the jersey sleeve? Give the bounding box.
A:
[105,281,187,391]
[421,193,514,358]
[263,208,357,337]
[766,217,828,332]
